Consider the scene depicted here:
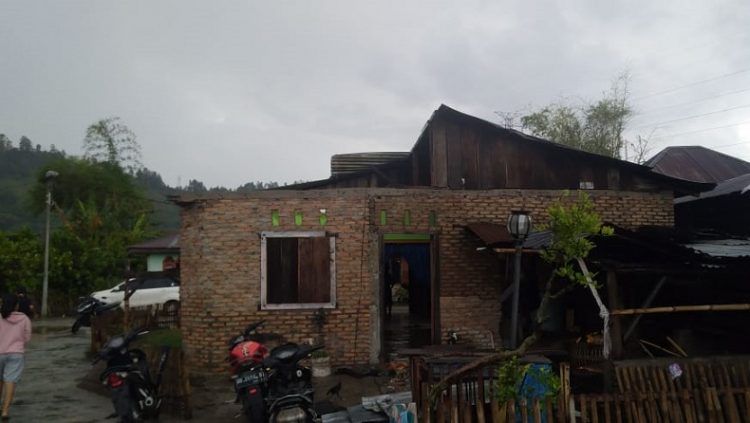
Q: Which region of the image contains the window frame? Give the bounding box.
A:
[260,231,336,310]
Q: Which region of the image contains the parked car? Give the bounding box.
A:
[91,273,180,311]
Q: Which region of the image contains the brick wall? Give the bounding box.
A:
[179,188,673,372]
[179,191,375,373]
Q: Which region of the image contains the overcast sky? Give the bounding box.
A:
[2,1,750,188]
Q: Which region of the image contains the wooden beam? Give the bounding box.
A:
[612,304,750,315]
[492,248,540,254]
[606,271,623,359]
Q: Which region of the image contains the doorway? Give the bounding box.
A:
[381,235,434,360]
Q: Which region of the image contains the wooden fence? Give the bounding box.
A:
[411,354,750,423]
[89,304,191,419]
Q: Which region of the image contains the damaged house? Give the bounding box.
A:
[173,105,710,372]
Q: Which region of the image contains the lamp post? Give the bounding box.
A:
[41,170,59,318]
[507,210,531,349]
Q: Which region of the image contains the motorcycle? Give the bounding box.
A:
[227,322,321,422]
[94,328,170,422]
[72,296,120,334]
[228,321,271,422]
[263,342,323,423]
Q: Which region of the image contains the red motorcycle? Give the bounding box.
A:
[227,321,271,422]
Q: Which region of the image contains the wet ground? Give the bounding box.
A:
[9,318,399,422]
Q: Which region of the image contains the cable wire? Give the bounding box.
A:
[632,103,750,130]
[634,87,750,116]
[633,68,750,101]
[649,120,750,140]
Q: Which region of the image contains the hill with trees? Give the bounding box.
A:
[0,123,282,313]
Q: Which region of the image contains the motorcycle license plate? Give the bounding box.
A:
[235,369,265,388]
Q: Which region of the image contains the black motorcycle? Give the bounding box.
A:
[72,296,120,334]
[94,328,170,422]
[263,342,323,423]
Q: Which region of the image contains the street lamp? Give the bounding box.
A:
[507,210,531,349]
[41,170,59,318]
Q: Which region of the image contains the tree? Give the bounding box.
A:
[0,228,43,294]
[0,134,12,151]
[185,179,207,193]
[83,117,142,173]
[29,158,151,225]
[540,191,614,357]
[521,73,632,159]
[25,157,155,309]
[18,136,32,151]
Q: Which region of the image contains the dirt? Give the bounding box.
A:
[10,318,401,422]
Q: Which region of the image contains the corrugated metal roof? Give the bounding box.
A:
[675,172,750,204]
[127,233,180,253]
[684,238,750,258]
[646,146,750,183]
[331,152,410,176]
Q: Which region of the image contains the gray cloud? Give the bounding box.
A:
[2,0,750,188]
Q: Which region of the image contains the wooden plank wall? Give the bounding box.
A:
[424,115,670,192]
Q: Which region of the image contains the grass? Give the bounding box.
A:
[135,328,183,349]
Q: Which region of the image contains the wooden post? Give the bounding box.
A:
[606,271,623,359]
[561,362,571,419]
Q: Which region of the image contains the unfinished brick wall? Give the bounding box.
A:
[179,188,673,372]
[179,191,376,373]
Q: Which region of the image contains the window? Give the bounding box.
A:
[260,231,336,309]
[138,277,179,289]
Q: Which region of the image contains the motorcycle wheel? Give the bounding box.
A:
[71,319,83,334]
[112,385,142,423]
[240,393,266,423]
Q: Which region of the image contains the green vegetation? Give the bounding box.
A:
[519,73,650,163]
[0,122,283,313]
[494,356,560,403]
[136,328,183,350]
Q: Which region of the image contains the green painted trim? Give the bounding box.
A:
[380,210,387,225]
[429,210,438,226]
[294,211,303,226]
[403,210,411,226]
[319,212,328,226]
[271,210,280,226]
[383,233,431,241]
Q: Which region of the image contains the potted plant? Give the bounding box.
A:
[311,349,331,378]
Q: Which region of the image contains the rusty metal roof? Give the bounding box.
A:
[646,146,750,183]
[330,152,410,176]
[464,222,552,250]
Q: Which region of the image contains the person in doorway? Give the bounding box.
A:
[384,257,400,318]
[0,294,32,420]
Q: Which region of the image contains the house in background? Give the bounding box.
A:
[646,145,750,183]
[127,233,180,272]
[647,145,750,245]
[173,105,710,372]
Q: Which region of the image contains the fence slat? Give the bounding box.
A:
[545,397,555,423]
[421,383,432,423]
[520,398,528,423]
[490,399,501,423]
[580,394,588,423]
[590,395,600,423]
